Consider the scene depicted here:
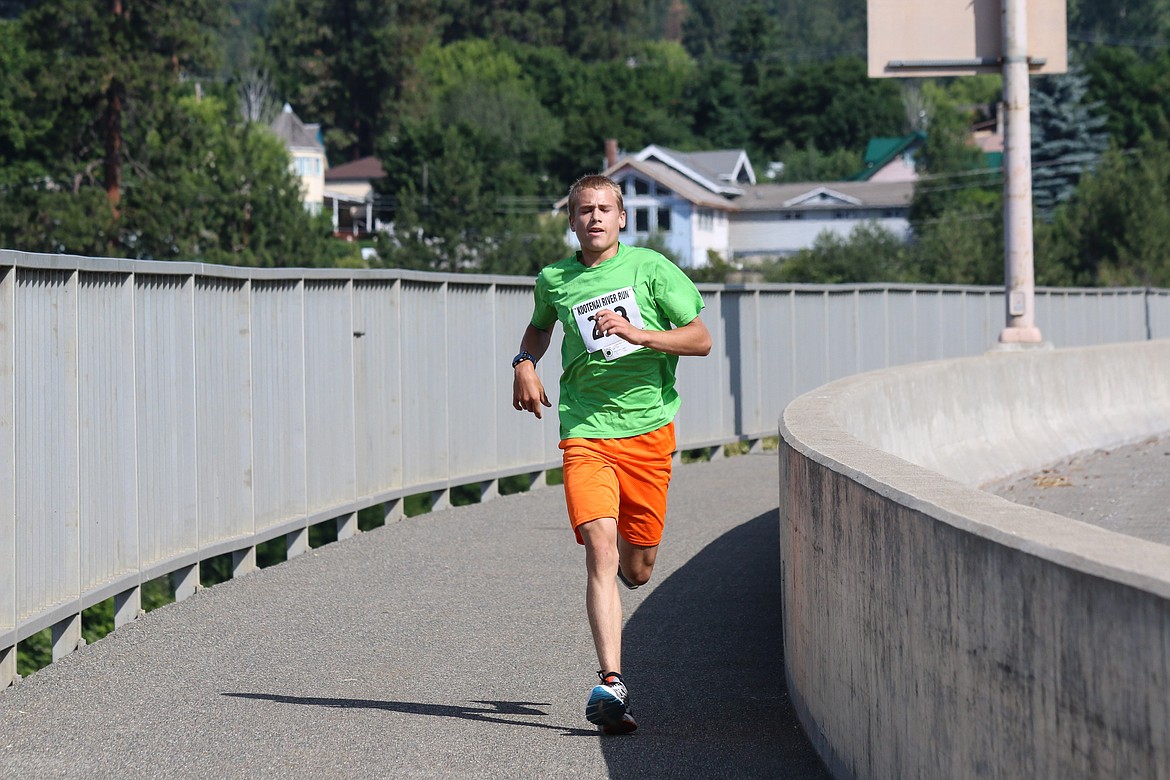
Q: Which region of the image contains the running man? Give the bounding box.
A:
[511,174,711,734]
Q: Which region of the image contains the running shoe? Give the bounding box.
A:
[601,712,639,735]
[586,670,633,730]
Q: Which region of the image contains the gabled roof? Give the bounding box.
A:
[736,180,914,212]
[634,145,755,195]
[553,158,737,212]
[783,186,864,208]
[270,104,324,152]
[325,155,386,182]
[848,131,926,181]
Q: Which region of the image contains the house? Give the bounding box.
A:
[270,104,327,215]
[730,180,914,261]
[557,142,914,268]
[847,131,926,182]
[323,155,387,236]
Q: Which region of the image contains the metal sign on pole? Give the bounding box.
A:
[867,0,1068,346]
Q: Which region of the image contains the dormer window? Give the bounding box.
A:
[634,177,650,195]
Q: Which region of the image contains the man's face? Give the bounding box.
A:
[570,187,626,257]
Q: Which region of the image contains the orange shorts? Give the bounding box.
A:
[559,422,675,547]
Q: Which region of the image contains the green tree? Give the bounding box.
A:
[1082,46,1170,152]
[506,39,697,184]
[17,0,227,224]
[899,80,1006,285]
[1069,0,1170,43]
[752,57,905,159]
[727,1,777,90]
[1041,138,1170,287]
[768,143,861,182]
[263,0,439,162]
[765,223,911,283]
[439,0,667,61]
[684,56,751,150]
[0,19,53,186]
[908,82,999,229]
[124,95,352,266]
[374,42,566,274]
[1030,66,1110,221]
[376,114,564,275]
[593,40,698,151]
[908,196,1003,285]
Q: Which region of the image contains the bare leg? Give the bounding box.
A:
[617,537,659,587]
[579,517,622,672]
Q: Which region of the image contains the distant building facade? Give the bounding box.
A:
[270,104,327,215]
[557,143,914,268]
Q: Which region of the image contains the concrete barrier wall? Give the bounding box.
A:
[779,339,1170,779]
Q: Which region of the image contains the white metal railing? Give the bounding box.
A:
[2,247,1167,686]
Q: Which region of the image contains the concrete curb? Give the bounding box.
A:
[779,339,1170,779]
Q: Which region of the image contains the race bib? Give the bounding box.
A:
[571,286,646,361]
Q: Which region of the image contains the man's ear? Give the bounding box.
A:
[618,210,627,229]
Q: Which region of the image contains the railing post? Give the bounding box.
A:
[114,586,142,628]
[233,547,258,577]
[430,488,451,513]
[478,480,499,504]
[1,645,16,687]
[287,528,309,559]
[336,512,358,541]
[51,614,83,661]
[172,564,200,602]
[383,498,404,524]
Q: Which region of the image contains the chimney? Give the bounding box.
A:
[604,138,618,170]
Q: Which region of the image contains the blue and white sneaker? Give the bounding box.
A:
[585,671,637,733]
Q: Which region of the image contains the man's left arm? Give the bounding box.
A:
[592,310,712,357]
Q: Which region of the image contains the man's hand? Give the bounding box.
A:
[512,361,552,419]
[593,308,643,345]
[593,310,712,357]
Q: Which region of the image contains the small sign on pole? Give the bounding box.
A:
[867,0,1067,78]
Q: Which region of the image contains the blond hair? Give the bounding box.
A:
[567,174,624,215]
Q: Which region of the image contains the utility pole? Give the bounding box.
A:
[867,0,1065,348]
[998,0,1044,345]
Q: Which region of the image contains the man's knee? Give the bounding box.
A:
[618,545,658,586]
[579,518,619,569]
[618,564,652,588]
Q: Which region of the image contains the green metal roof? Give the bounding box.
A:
[847,131,927,181]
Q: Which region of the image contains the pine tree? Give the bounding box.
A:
[1030,65,1111,221]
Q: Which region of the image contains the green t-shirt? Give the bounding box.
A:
[531,243,705,440]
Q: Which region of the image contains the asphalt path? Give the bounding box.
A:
[0,451,829,779]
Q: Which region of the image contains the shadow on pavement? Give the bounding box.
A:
[221,693,596,736]
[601,510,831,779]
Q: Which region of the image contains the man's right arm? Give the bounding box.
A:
[512,323,553,419]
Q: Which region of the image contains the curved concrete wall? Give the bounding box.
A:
[779,339,1170,779]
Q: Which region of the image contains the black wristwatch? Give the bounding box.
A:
[511,351,536,369]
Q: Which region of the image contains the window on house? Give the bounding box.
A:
[635,208,650,232]
[294,156,320,177]
[657,207,672,232]
[699,208,714,230]
[634,177,650,195]
[657,186,673,197]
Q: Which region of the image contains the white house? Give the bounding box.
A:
[730,180,914,261]
[557,144,914,268]
[323,155,386,236]
[270,104,327,215]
